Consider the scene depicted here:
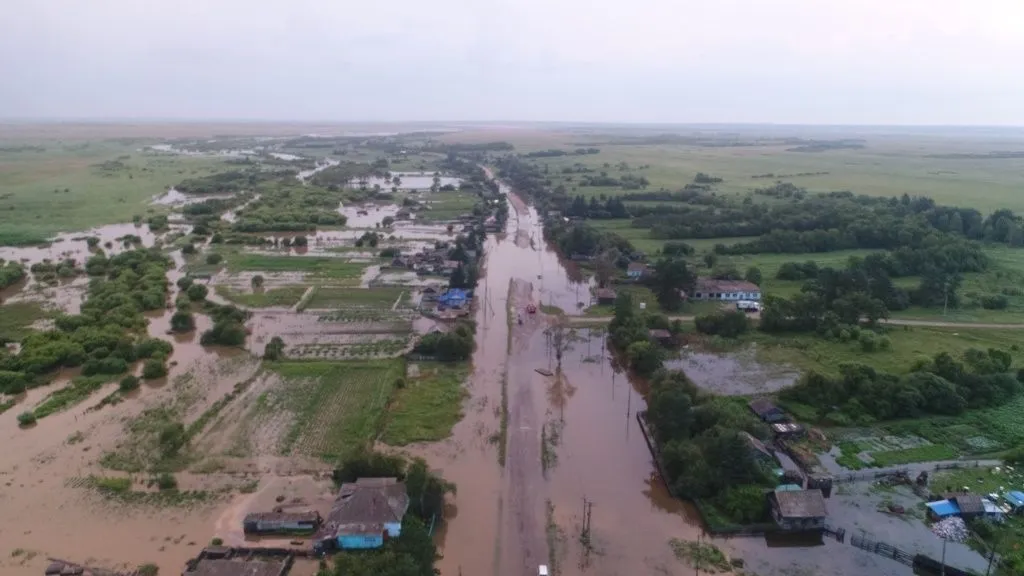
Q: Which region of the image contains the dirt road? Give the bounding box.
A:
[568,314,1024,329]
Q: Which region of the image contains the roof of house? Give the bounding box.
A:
[749,397,782,416]
[627,262,647,272]
[243,511,319,523]
[595,288,617,299]
[926,499,960,518]
[695,278,761,293]
[740,431,773,459]
[774,489,827,518]
[954,494,985,514]
[649,329,672,339]
[316,477,409,541]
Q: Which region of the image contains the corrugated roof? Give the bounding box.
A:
[926,500,960,517]
[774,489,826,518]
[316,477,409,541]
[954,494,985,514]
[244,511,319,523]
[696,278,760,293]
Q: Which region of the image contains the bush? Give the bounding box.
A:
[17,411,36,426]
[186,283,208,301]
[142,359,168,380]
[119,375,140,392]
[695,310,750,338]
[264,336,285,360]
[136,338,173,359]
[181,244,196,255]
[201,322,247,347]
[170,310,196,332]
[981,295,1009,310]
[137,564,159,576]
[205,253,223,265]
[154,472,177,491]
[859,331,877,352]
[211,538,224,546]
[176,276,194,291]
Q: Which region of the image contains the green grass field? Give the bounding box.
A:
[381,362,470,445]
[225,254,371,281]
[748,326,1024,377]
[417,189,478,223]
[304,286,406,309]
[214,285,308,308]
[0,141,234,243]
[486,130,1024,213]
[269,360,404,461]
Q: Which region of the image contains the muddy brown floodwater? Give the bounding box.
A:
[407,175,925,576]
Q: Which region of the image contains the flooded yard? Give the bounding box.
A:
[663,346,800,395]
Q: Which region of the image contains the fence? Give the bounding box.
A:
[849,533,915,567]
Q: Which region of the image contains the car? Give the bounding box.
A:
[526,304,537,314]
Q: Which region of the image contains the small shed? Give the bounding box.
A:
[749,398,786,423]
[595,288,617,306]
[926,499,960,519]
[770,488,827,531]
[771,423,806,439]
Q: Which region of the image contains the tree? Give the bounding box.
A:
[264,336,285,361]
[652,257,696,312]
[119,375,140,392]
[251,275,264,290]
[595,250,618,287]
[744,266,762,285]
[205,253,223,265]
[547,318,573,370]
[142,359,168,379]
[626,341,665,376]
[170,311,195,332]
[647,376,694,444]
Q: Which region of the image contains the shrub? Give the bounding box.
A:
[201,322,247,347]
[176,276,194,291]
[263,336,285,360]
[119,375,140,392]
[186,283,209,301]
[859,331,877,352]
[154,472,177,491]
[17,411,36,426]
[137,564,159,576]
[211,538,224,546]
[142,359,168,380]
[695,310,750,338]
[981,295,1009,310]
[205,253,223,265]
[170,311,196,332]
[135,338,173,359]
[181,244,197,255]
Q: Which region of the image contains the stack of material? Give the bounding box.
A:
[931,516,969,542]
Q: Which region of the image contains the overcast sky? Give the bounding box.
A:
[2,0,1023,125]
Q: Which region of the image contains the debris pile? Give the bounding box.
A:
[931,516,969,542]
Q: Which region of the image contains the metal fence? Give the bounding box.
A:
[849,533,915,567]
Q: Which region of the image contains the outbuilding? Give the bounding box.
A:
[749,398,786,423]
[770,488,827,531]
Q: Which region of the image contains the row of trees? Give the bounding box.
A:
[780,349,1021,424]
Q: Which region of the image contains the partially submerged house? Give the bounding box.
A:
[927,494,1004,521]
[648,329,674,345]
[182,547,293,576]
[748,398,786,423]
[314,478,410,553]
[243,511,322,535]
[438,288,469,309]
[770,488,827,531]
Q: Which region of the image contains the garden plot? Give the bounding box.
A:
[305,286,406,310]
[286,335,413,360]
[267,360,404,460]
[831,431,959,468]
[247,310,413,356]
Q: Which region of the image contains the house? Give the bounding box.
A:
[314,477,410,552]
[182,547,292,576]
[594,288,617,306]
[770,488,827,531]
[749,398,786,423]
[627,262,648,280]
[953,494,986,519]
[242,511,321,535]
[740,431,775,464]
[648,329,674,345]
[691,278,762,301]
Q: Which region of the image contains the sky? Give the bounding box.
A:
[2,0,1023,125]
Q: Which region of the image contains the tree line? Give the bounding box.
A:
[780,349,1021,425]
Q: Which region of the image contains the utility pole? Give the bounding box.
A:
[580,496,593,550]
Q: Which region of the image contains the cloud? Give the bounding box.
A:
[1,0,1022,124]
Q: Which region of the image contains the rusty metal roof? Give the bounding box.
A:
[774,489,827,518]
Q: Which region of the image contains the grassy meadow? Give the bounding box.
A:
[0,140,236,243]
